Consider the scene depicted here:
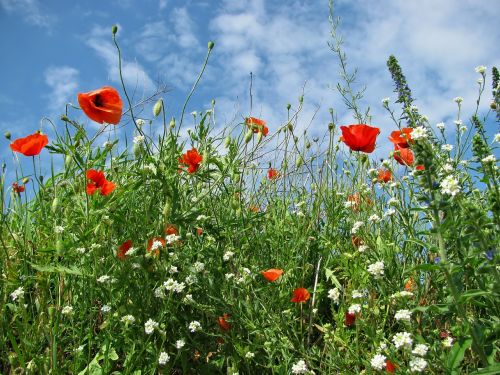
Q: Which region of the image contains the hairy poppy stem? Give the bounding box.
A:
[307,255,322,347]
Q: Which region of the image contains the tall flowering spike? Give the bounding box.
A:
[78,86,123,125]
[117,240,133,260]
[245,117,269,136]
[178,148,203,174]
[388,128,413,148]
[393,145,414,166]
[10,133,49,156]
[339,124,380,153]
[387,55,414,109]
[86,169,116,196]
[291,287,310,303]
[261,269,283,282]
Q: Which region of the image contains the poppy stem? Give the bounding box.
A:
[307,255,322,347]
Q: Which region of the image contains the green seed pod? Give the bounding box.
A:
[286,103,291,110]
[60,115,70,122]
[22,177,29,184]
[169,117,175,129]
[491,101,498,110]
[65,154,72,167]
[211,99,216,106]
[244,129,253,144]
[296,155,304,168]
[287,122,293,131]
[112,25,118,35]
[306,142,311,149]
[328,122,334,131]
[153,99,163,117]
[51,198,59,213]
[4,131,11,140]
[224,136,231,148]
[208,41,215,50]
[299,95,304,104]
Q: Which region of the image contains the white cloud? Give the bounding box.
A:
[44,66,79,112]
[0,0,55,28]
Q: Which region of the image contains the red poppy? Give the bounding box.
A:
[347,193,372,212]
[405,278,415,291]
[77,86,123,125]
[344,312,356,326]
[291,287,310,303]
[388,127,413,148]
[268,168,279,180]
[377,169,393,183]
[12,182,25,194]
[86,169,116,196]
[10,133,49,156]
[415,164,425,171]
[393,145,414,166]
[261,269,283,282]
[339,124,380,153]
[245,117,269,136]
[117,240,133,260]
[249,205,260,213]
[385,360,397,373]
[178,148,203,174]
[164,224,179,236]
[147,237,166,256]
[196,227,203,236]
[217,313,231,331]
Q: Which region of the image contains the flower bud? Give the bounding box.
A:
[306,142,311,149]
[208,41,215,50]
[169,117,175,129]
[491,101,498,110]
[328,123,334,131]
[60,115,70,122]
[296,155,304,168]
[22,177,29,184]
[244,129,253,144]
[287,123,293,131]
[224,136,231,148]
[153,99,163,117]
[65,154,72,167]
[211,99,216,106]
[257,130,263,143]
[51,198,59,213]
[112,25,118,35]
[287,103,291,110]
[4,131,11,140]
[329,108,334,115]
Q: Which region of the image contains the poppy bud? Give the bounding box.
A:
[4,131,11,140]
[51,198,59,213]
[306,142,311,149]
[60,115,70,122]
[491,101,497,110]
[257,130,263,143]
[163,199,171,220]
[65,154,72,167]
[112,25,118,35]
[22,177,29,184]
[328,123,334,131]
[299,95,304,103]
[169,117,175,129]
[153,99,163,117]
[211,99,216,106]
[287,123,293,131]
[329,108,334,115]
[244,129,253,144]
[208,41,215,50]
[224,136,231,148]
[133,143,143,158]
[287,103,291,110]
[296,155,304,168]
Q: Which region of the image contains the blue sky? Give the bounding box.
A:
[1,0,499,180]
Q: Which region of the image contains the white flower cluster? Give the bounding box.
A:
[166,234,181,245]
[412,344,429,356]
[391,291,414,299]
[411,126,428,140]
[327,288,340,303]
[481,155,496,163]
[436,122,445,130]
[351,221,364,234]
[409,357,428,372]
[10,286,24,301]
[370,353,387,370]
[61,305,74,315]
[164,278,186,294]
[189,320,202,332]
[291,359,309,374]
[158,352,170,365]
[440,175,461,196]
[394,309,412,322]
[133,135,145,145]
[144,319,159,334]
[223,251,235,261]
[441,144,453,152]
[475,65,486,74]
[176,339,185,349]
[121,315,135,324]
[348,304,361,314]
[392,331,413,349]
[367,261,385,278]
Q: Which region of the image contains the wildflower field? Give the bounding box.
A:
[1,5,500,375]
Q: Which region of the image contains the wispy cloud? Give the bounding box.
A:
[0,0,55,28]
[44,66,79,112]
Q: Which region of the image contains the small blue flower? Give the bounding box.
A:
[484,249,494,261]
[434,256,441,264]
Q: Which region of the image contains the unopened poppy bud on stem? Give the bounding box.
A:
[244,129,253,144]
[22,177,29,184]
[153,99,163,117]
[112,25,118,35]
[208,41,215,50]
[4,131,11,140]
[51,198,59,213]
[224,136,231,148]
[257,130,263,143]
[169,117,175,129]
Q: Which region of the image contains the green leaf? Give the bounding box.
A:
[468,364,500,375]
[325,268,342,289]
[29,262,84,276]
[459,290,491,302]
[447,338,472,370]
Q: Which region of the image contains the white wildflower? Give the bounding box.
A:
[391,291,414,298]
[482,155,496,163]
[493,133,500,143]
[154,286,165,298]
[453,120,462,126]
[144,319,159,334]
[144,163,157,175]
[351,221,364,234]
[392,331,413,349]
[382,159,391,167]
[193,262,205,273]
[169,265,178,274]
[101,305,111,313]
[460,125,467,133]
[185,275,198,285]
[223,251,234,261]
[54,226,65,234]
[475,65,486,74]
[291,359,308,374]
[103,141,113,148]
[164,278,176,291]
[135,118,146,127]
[412,344,429,356]
[158,352,170,365]
[410,105,419,112]
[352,290,364,299]
[409,357,428,372]
[382,97,390,106]
[97,275,111,283]
[370,353,387,371]
[369,214,381,223]
[150,240,164,252]
[384,208,396,217]
[61,305,74,315]
[121,315,135,324]
[328,288,340,303]
[348,304,361,314]
[412,126,428,140]
[188,320,202,332]
[388,197,399,206]
[76,247,86,254]
[367,261,385,278]
[225,273,235,280]
[358,244,369,253]
[436,122,445,130]
[344,201,356,209]
[173,281,185,293]
[183,294,194,304]
[133,135,145,145]
[10,287,24,301]
[165,234,181,245]
[440,175,461,196]
[245,351,255,359]
[453,97,463,104]
[442,336,454,348]
[176,339,185,349]
[394,309,412,322]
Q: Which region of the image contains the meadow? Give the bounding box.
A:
[1,12,499,375]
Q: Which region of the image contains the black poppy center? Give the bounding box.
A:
[93,94,104,107]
